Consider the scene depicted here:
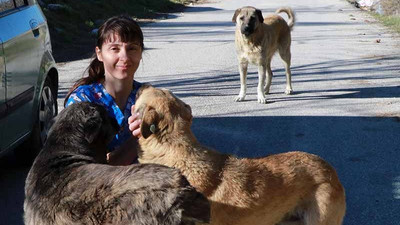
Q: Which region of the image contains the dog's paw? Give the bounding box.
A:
[257,96,267,104]
[263,86,270,95]
[285,89,293,95]
[234,95,245,102]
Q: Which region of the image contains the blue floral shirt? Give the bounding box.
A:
[65,81,142,151]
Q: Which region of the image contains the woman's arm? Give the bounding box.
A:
[107,137,138,165]
[107,105,142,165]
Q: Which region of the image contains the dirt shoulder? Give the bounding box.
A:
[44,0,208,63]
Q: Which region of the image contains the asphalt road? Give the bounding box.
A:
[1,0,400,224]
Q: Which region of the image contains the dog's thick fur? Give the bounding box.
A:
[232,6,295,103]
[24,102,210,225]
[134,86,346,225]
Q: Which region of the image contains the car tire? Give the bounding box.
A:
[16,78,58,165]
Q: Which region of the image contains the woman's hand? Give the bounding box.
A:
[128,105,142,138]
[107,137,138,165]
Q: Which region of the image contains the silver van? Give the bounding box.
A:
[0,0,58,162]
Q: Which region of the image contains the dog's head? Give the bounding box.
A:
[48,102,119,161]
[232,6,264,37]
[134,85,192,140]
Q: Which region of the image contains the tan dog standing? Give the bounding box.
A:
[135,86,346,225]
[233,6,295,103]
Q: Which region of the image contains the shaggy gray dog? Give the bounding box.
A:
[24,102,210,225]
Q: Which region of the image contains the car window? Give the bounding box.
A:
[0,0,27,14]
[15,0,27,8]
[0,0,14,13]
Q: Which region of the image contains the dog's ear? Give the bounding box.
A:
[232,8,241,23]
[182,103,193,123]
[83,108,103,144]
[136,83,153,101]
[140,105,160,139]
[256,9,264,23]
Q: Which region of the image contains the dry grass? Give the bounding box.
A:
[379,0,400,16]
[348,0,400,34]
[373,0,400,34]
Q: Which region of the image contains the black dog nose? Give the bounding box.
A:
[241,26,252,36]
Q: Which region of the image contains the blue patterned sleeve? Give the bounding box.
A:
[65,87,93,107]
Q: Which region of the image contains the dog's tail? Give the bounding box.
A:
[275,7,295,30]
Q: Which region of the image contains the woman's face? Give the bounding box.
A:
[96,33,142,82]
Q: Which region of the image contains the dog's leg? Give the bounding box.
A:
[264,61,273,95]
[257,64,267,104]
[279,46,293,95]
[304,183,346,225]
[283,60,293,95]
[234,61,248,102]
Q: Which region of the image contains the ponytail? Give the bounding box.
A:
[63,56,105,106]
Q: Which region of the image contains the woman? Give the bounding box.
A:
[64,15,144,165]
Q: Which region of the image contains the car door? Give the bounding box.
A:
[0,0,15,152]
[0,0,45,151]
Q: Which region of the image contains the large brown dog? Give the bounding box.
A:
[24,102,210,225]
[135,86,346,225]
[232,6,295,104]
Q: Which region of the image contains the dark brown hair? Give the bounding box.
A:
[64,15,144,106]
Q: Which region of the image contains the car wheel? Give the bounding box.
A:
[36,78,58,145]
[16,78,58,164]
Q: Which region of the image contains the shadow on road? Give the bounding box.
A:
[0,153,30,225]
[191,115,399,225]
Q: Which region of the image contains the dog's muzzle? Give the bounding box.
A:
[241,26,253,36]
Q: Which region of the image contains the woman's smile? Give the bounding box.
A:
[116,64,132,70]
